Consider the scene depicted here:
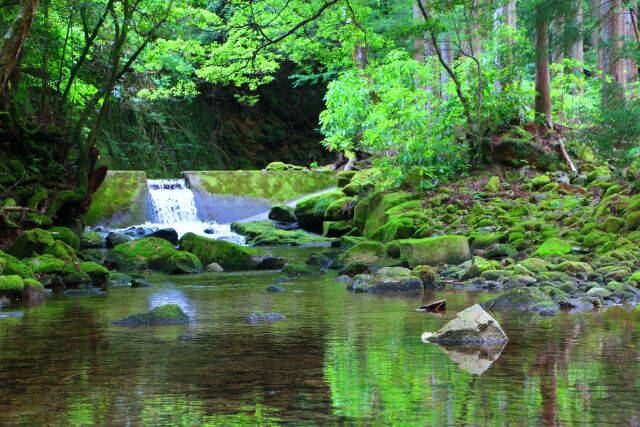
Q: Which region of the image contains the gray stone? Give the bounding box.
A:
[421,304,508,345]
[205,262,224,273]
[246,312,286,323]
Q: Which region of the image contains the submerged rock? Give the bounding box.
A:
[421,304,508,345]
[113,304,190,326]
[246,312,287,324]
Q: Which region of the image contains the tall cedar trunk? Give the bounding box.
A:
[534,10,552,127]
[494,1,517,92]
[505,0,516,28]
[592,0,605,72]
[625,1,638,83]
[469,0,482,59]
[413,1,439,102]
[353,44,368,70]
[571,1,584,94]
[0,0,40,98]
[602,0,625,104]
[440,33,453,101]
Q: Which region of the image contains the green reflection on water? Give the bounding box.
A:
[0,265,639,425]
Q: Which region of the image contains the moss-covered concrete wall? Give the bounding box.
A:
[184,170,335,202]
[85,171,151,227]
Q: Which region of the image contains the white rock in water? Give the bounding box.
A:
[421,304,508,345]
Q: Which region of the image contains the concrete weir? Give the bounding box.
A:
[86,169,335,226]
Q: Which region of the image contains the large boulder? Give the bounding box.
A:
[47,227,81,250]
[179,232,267,271]
[480,287,555,312]
[485,137,560,171]
[0,251,35,279]
[421,304,508,345]
[231,220,330,246]
[294,190,346,230]
[7,228,54,259]
[147,228,179,246]
[338,241,387,265]
[113,304,190,326]
[106,232,132,249]
[396,236,470,267]
[166,251,203,274]
[268,204,297,223]
[107,237,178,271]
[348,267,423,293]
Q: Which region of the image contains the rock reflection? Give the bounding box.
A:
[432,341,507,375]
[148,289,195,318]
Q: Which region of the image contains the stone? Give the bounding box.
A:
[106,232,132,249]
[484,176,501,193]
[533,238,572,257]
[82,231,106,249]
[108,237,179,272]
[63,271,92,288]
[268,204,297,223]
[179,233,263,271]
[266,285,285,292]
[246,312,287,323]
[338,241,387,265]
[205,262,224,272]
[396,236,470,267]
[147,228,179,246]
[481,287,553,311]
[421,304,508,345]
[7,228,54,259]
[47,227,81,250]
[347,267,423,293]
[413,265,440,287]
[166,251,203,274]
[113,304,190,326]
[295,190,346,230]
[339,262,371,277]
[485,244,517,259]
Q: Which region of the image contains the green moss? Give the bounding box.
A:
[324,197,356,221]
[531,175,551,189]
[47,227,80,250]
[268,204,296,223]
[533,238,572,257]
[599,216,625,233]
[625,211,640,230]
[363,191,419,237]
[470,232,501,249]
[231,220,331,246]
[556,261,593,275]
[82,231,106,249]
[583,230,615,248]
[412,265,439,287]
[0,251,35,279]
[484,176,501,193]
[113,304,190,326]
[323,221,355,237]
[108,237,179,271]
[0,275,24,294]
[28,255,67,275]
[44,240,79,262]
[85,171,150,226]
[179,233,260,270]
[397,235,470,267]
[338,241,388,265]
[481,287,552,310]
[185,170,335,202]
[295,190,346,229]
[7,228,54,259]
[166,251,203,274]
[370,217,416,243]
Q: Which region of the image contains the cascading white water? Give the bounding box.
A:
[106,178,245,244]
[148,179,199,224]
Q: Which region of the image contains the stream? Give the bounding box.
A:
[0,246,639,425]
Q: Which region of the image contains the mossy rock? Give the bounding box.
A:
[583,230,615,248]
[486,137,560,171]
[556,261,593,275]
[108,237,179,272]
[113,304,190,326]
[484,176,501,193]
[7,228,54,259]
[353,198,370,232]
[85,171,150,227]
[336,170,356,187]
[76,262,110,286]
[282,261,321,276]
[47,227,81,250]
[339,235,368,249]
[485,244,518,259]
[323,221,355,238]
[0,251,35,279]
[179,233,261,271]
[370,217,416,243]
[185,170,335,203]
[598,216,625,233]
[22,278,46,302]
[338,241,388,265]
[264,161,306,171]
[363,191,419,237]
[481,287,553,311]
[231,220,330,246]
[324,197,355,221]
[82,231,106,249]
[470,233,502,249]
[0,275,24,297]
[28,255,67,275]
[412,265,440,288]
[295,190,346,230]
[166,251,203,274]
[396,236,470,267]
[625,211,640,231]
[348,269,423,293]
[533,238,572,257]
[268,205,297,223]
[400,167,427,191]
[44,240,79,262]
[63,271,92,287]
[531,175,551,189]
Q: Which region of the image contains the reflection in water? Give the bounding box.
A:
[0,264,639,425]
[431,341,507,375]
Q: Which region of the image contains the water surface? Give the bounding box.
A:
[1,259,639,425]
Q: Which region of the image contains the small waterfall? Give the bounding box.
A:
[148,179,199,224]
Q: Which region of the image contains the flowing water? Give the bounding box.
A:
[108,179,245,243]
[1,247,639,425]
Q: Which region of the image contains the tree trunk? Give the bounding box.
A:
[625,1,638,83]
[591,0,605,72]
[0,0,40,98]
[571,0,584,94]
[440,33,454,101]
[534,9,552,128]
[505,0,516,29]
[413,0,439,102]
[602,0,625,104]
